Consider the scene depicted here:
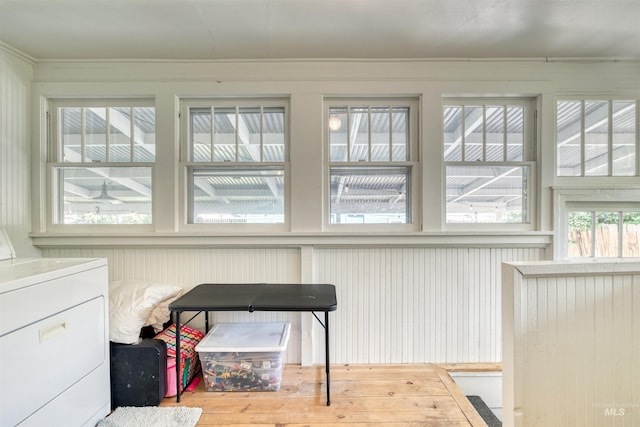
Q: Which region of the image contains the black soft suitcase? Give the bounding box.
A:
[110,339,167,408]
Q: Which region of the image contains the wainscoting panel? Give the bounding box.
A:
[315,247,543,364]
[43,247,303,362]
[502,261,640,427]
[0,48,39,258]
[44,246,543,365]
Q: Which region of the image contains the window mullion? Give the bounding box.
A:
[618,211,623,257]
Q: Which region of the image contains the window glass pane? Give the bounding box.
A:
[214,107,236,162]
[350,107,369,161]
[612,101,636,176]
[263,107,285,162]
[190,167,284,224]
[370,107,390,161]
[391,107,409,161]
[329,107,348,162]
[567,211,592,257]
[446,165,528,223]
[109,107,132,162]
[191,109,211,162]
[557,101,582,176]
[622,212,640,257]
[329,167,409,224]
[132,107,156,162]
[57,166,152,225]
[61,107,82,162]
[584,101,609,176]
[594,212,619,257]
[485,106,504,161]
[506,106,524,161]
[464,106,484,162]
[443,106,463,161]
[85,108,107,162]
[237,107,261,162]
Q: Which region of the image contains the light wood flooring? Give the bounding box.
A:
[161,364,498,426]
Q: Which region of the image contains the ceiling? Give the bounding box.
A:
[1,0,640,61]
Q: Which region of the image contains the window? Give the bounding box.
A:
[50,100,155,225]
[326,99,418,225]
[557,99,638,176]
[184,100,287,224]
[443,100,534,224]
[567,207,640,258]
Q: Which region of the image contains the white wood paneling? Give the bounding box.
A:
[43,247,303,363]
[0,46,39,257]
[44,246,543,365]
[316,247,543,364]
[503,260,640,427]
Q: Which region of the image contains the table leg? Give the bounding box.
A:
[325,311,330,406]
[175,312,181,403]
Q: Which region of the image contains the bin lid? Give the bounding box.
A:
[196,322,290,353]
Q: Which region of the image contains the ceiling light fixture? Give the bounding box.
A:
[328,116,342,131]
[93,181,122,204]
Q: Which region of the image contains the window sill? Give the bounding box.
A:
[30,231,553,249]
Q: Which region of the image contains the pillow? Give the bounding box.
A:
[145,290,183,333]
[109,279,182,344]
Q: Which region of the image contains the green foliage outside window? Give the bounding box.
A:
[568,211,640,230]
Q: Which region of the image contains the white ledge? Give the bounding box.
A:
[30,232,553,249]
[505,258,640,277]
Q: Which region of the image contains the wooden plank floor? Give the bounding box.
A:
[161,364,492,426]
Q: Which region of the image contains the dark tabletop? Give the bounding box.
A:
[169,283,337,312]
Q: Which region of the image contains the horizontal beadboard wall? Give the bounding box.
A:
[502,261,640,427]
[44,246,543,365]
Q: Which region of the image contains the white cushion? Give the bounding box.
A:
[145,292,182,333]
[109,280,182,344]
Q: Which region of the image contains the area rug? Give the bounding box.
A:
[97,406,202,427]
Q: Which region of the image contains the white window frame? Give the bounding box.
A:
[564,203,640,258]
[556,97,639,178]
[47,98,156,232]
[179,98,290,232]
[553,187,640,259]
[323,98,420,232]
[443,98,536,231]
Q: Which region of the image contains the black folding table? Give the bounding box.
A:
[169,283,337,405]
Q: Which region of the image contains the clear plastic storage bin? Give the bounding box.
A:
[195,322,290,392]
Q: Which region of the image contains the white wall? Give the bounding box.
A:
[0,44,39,257]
